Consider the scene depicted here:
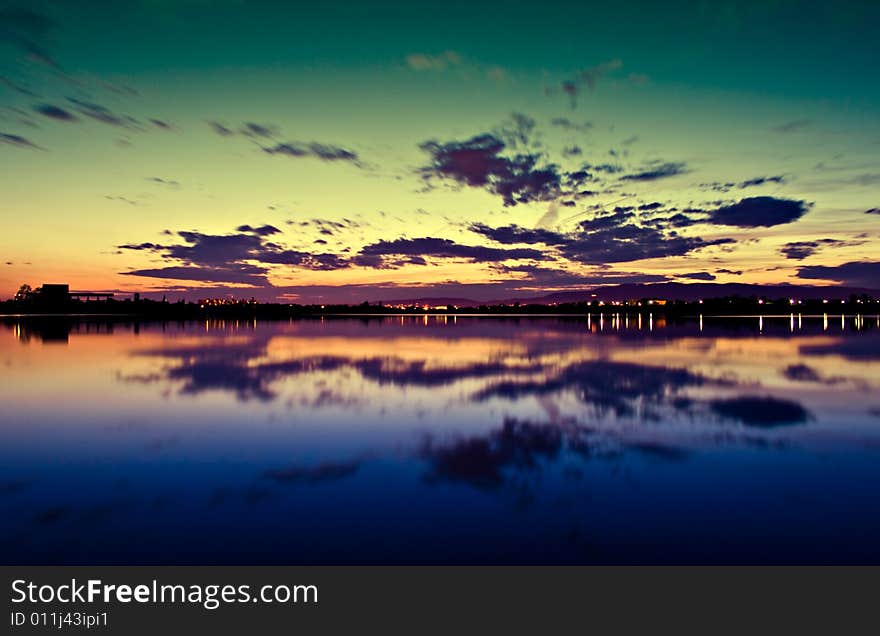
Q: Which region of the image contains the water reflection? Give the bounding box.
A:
[1,315,879,564]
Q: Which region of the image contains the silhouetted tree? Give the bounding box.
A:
[14,284,33,301]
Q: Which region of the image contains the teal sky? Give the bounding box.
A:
[1,0,878,302]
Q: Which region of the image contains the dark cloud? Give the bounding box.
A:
[782,364,822,383]
[780,364,850,387]
[104,195,138,206]
[121,265,268,286]
[495,264,668,286]
[701,176,786,192]
[477,359,709,418]
[359,237,544,263]
[708,196,810,227]
[550,118,592,132]
[547,59,623,108]
[241,122,277,138]
[620,162,688,182]
[780,238,859,260]
[263,141,359,163]
[472,209,732,265]
[0,6,59,69]
[0,131,42,149]
[799,333,880,362]
[421,419,563,490]
[419,134,561,206]
[66,98,141,129]
[150,119,172,130]
[710,396,810,427]
[772,119,811,133]
[716,268,743,275]
[469,223,566,245]
[33,103,77,122]
[209,121,235,136]
[866,208,880,215]
[236,224,281,236]
[118,226,355,285]
[796,261,880,287]
[679,272,716,281]
[493,112,537,149]
[560,209,732,264]
[0,75,38,97]
[739,175,785,188]
[147,176,180,188]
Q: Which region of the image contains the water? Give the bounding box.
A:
[1,314,879,564]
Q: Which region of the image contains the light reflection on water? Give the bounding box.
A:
[1,315,879,564]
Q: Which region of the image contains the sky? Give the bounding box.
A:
[1,0,879,303]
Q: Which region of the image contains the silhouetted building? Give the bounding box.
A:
[39,284,70,304]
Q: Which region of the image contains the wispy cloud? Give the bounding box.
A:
[0,131,43,149]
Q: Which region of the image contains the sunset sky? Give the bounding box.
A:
[2,0,878,303]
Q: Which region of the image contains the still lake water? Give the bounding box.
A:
[1,314,879,564]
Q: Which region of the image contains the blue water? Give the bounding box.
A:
[1,315,879,564]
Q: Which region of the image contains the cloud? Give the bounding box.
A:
[560,209,732,264]
[780,364,850,386]
[32,103,77,122]
[0,75,38,97]
[118,226,355,285]
[0,6,60,69]
[236,224,281,236]
[121,265,268,285]
[472,209,732,265]
[405,50,462,71]
[796,261,880,287]
[495,264,668,286]
[241,122,277,138]
[420,419,562,490]
[866,208,880,215]
[679,272,716,281]
[492,112,538,149]
[708,196,810,227]
[419,134,561,206]
[105,195,139,206]
[716,268,743,275]
[263,141,359,163]
[620,162,688,182]
[146,177,180,188]
[0,131,42,149]
[710,396,810,427]
[150,119,172,130]
[66,98,141,129]
[739,175,785,188]
[781,364,822,383]
[701,176,787,192]
[208,121,235,136]
[547,59,624,108]
[469,223,566,245]
[779,238,861,260]
[772,119,811,133]
[359,237,544,264]
[549,118,592,132]
[477,359,709,418]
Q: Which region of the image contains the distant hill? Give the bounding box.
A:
[377,283,880,307]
